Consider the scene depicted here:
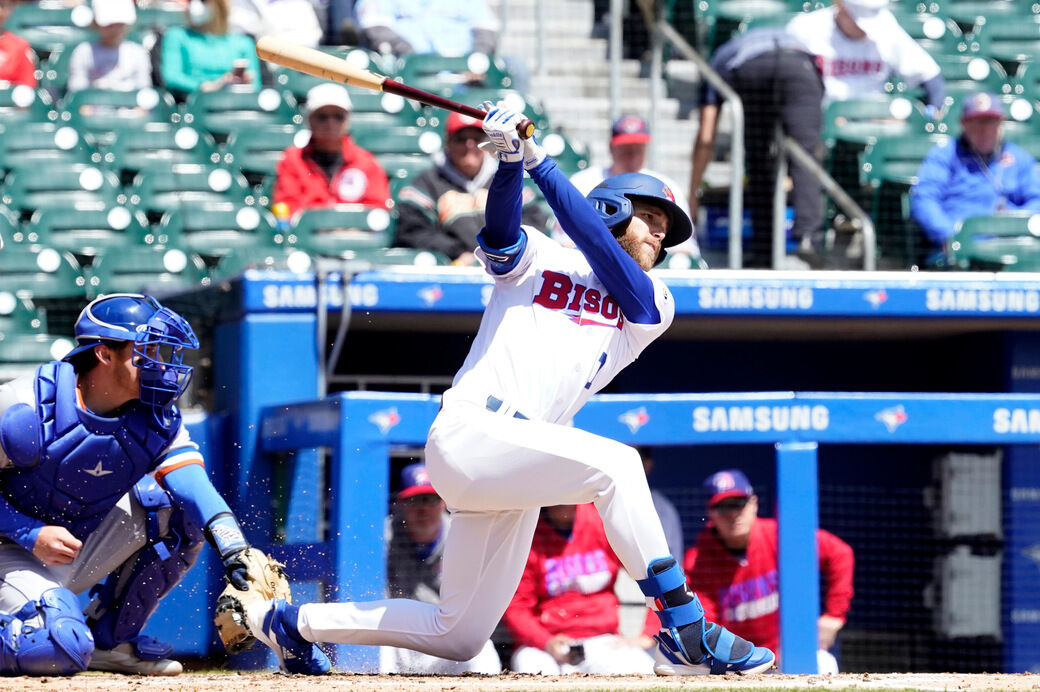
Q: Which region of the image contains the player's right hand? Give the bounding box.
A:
[33,525,82,565]
[480,101,524,163]
[545,634,578,664]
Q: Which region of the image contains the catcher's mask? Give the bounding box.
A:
[64,293,199,425]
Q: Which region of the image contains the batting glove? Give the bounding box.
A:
[522,137,546,171]
[481,101,524,163]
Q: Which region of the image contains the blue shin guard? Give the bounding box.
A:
[637,557,775,675]
[0,588,94,675]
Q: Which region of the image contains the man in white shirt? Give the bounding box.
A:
[786,0,944,111]
[67,0,152,93]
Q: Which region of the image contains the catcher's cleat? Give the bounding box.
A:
[89,636,183,676]
[246,599,331,675]
[653,621,775,676]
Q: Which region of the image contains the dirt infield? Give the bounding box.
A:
[4,672,1040,691]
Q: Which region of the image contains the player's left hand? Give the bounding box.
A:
[818,614,844,650]
[480,101,524,163]
[221,548,251,591]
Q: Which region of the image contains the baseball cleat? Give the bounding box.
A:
[246,599,331,675]
[89,636,183,676]
[653,622,775,676]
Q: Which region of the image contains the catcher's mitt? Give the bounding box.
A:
[213,548,293,654]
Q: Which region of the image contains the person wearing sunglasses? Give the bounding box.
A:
[684,469,854,674]
[273,82,392,215]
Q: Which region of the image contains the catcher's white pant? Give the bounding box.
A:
[511,634,656,675]
[296,402,671,661]
[0,492,156,628]
[380,639,501,674]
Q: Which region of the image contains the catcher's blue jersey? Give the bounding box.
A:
[1,362,181,538]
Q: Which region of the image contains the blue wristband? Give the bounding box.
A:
[205,513,248,560]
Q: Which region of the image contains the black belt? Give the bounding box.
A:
[486,396,528,420]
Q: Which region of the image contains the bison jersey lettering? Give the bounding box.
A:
[443,230,674,423]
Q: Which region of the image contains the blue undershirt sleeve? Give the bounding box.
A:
[477,160,527,273]
[160,462,234,530]
[527,158,661,324]
[0,489,45,552]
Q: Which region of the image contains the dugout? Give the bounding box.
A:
[153,268,1040,673]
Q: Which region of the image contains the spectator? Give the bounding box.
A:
[688,29,825,268]
[0,0,36,87]
[503,503,657,675]
[381,463,501,674]
[569,116,700,263]
[273,83,391,214]
[637,447,683,560]
[160,0,261,95]
[355,0,498,57]
[68,0,153,93]
[394,112,548,265]
[684,469,854,674]
[786,0,944,112]
[230,0,323,48]
[911,92,1040,253]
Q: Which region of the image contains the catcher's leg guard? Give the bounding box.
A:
[0,588,94,675]
[86,479,204,652]
[637,557,775,675]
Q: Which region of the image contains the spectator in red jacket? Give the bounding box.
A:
[273,83,391,214]
[684,469,854,674]
[503,503,657,675]
[0,0,37,87]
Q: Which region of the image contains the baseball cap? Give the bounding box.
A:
[610,115,650,146]
[92,0,136,27]
[398,463,438,500]
[445,112,483,137]
[961,92,1005,121]
[305,83,353,116]
[704,469,754,507]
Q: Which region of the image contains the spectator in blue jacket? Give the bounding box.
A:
[911,92,1040,250]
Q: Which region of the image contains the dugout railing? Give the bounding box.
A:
[249,389,1040,673]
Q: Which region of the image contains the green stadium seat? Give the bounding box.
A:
[1010,62,1040,102]
[887,9,967,55]
[103,123,220,183]
[393,52,515,95]
[128,164,253,221]
[6,3,96,59]
[950,213,1040,270]
[58,88,179,144]
[38,46,72,96]
[823,96,930,147]
[451,88,551,131]
[0,295,75,375]
[351,125,440,157]
[0,121,97,173]
[271,47,392,101]
[158,203,278,259]
[375,153,434,183]
[930,54,1008,104]
[935,0,1037,34]
[290,204,395,255]
[209,245,314,279]
[697,0,797,51]
[135,5,190,31]
[0,244,85,302]
[224,125,304,183]
[969,15,1040,74]
[86,245,209,297]
[30,203,149,257]
[326,246,452,268]
[0,87,55,126]
[539,131,590,177]
[182,87,302,141]
[1,163,125,217]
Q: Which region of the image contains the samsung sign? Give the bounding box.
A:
[693,405,830,433]
[926,289,1040,313]
[697,286,814,310]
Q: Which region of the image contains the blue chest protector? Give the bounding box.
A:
[0,362,181,539]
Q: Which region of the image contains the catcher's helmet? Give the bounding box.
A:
[64,293,199,424]
[586,173,693,264]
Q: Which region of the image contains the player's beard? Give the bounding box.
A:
[617,233,657,271]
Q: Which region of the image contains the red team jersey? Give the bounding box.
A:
[683,518,854,656]
[0,32,36,87]
[504,504,657,651]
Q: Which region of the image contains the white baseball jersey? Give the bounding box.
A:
[441,229,674,424]
[786,7,940,104]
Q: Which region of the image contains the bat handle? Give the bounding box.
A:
[516,118,535,140]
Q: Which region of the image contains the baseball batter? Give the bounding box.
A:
[247,105,775,676]
[0,294,328,676]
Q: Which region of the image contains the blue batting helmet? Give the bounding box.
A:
[586,173,693,263]
[64,293,199,424]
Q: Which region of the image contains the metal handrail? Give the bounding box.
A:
[780,135,877,271]
[654,20,745,269]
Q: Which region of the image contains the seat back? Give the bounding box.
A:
[224,125,305,182]
[1,164,124,216]
[183,87,302,140]
[86,245,209,297]
[103,123,219,183]
[6,3,96,59]
[129,164,253,220]
[951,213,1040,269]
[58,88,178,144]
[291,204,395,255]
[0,121,97,173]
[158,203,278,258]
[31,203,149,256]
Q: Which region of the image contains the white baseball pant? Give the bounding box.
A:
[296,402,671,661]
[511,634,656,675]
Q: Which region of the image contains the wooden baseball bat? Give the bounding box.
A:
[255,36,535,139]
